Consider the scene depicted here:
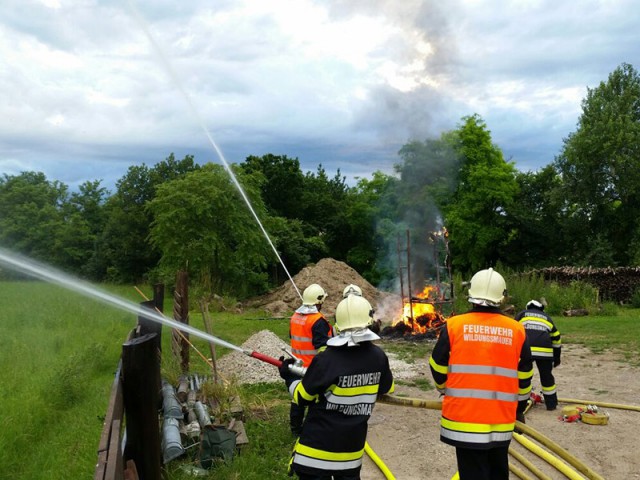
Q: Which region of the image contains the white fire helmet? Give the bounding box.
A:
[302,283,327,306]
[526,299,544,310]
[335,295,374,331]
[467,268,506,307]
[342,284,363,298]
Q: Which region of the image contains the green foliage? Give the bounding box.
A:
[554,62,640,266]
[443,115,519,273]
[505,274,601,316]
[97,154,200,283]
[147,164,272,298]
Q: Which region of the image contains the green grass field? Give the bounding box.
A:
[0,281,638,479]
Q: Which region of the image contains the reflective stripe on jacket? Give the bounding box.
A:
[290,311,328,367]
[515,309,561,360]
[287,342,395,476]
[431,310,532,449]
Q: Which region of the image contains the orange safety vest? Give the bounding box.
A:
[290,311,330,367]
[441,312,527,446]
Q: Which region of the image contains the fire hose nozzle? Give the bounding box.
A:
[288,364,307,377]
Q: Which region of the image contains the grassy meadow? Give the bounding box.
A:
[0,280,638,479]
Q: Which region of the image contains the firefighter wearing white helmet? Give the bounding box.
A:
[429,268,533,480]
[302,283,328,306]
[279,293,394,479]
[467,267,507,306]
[288,283,333,435]
[515,299,562,410]
[342,283,363,298]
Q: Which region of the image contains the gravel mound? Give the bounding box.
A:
[216,330,421,384]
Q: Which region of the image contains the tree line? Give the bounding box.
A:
[1,62,639,299]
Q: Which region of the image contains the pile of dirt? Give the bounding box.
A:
[245,258,399,318]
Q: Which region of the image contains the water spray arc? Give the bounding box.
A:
[0,249,285,367]
[125,0,301,301]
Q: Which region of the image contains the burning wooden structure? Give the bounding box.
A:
[381,228,453,339]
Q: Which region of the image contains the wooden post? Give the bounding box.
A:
[153,283,164,313]
[200,299,218,382]
[137,301,162,353]
[122,333,162,480]
[172,271,190,373]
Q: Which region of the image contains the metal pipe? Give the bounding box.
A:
[161,380,183,419]
[161,417,185,464]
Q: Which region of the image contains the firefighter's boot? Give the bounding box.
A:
[544,392,558,411]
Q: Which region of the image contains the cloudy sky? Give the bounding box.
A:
[1,0,638,191]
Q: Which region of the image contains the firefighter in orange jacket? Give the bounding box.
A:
[429,268,533,480]
[289,283,333,435]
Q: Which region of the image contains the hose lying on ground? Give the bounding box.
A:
[509,447,553,480]
[558,397,640,412]
[512,433,586,480]
[364,442,395,480]
[515,421,605,480]
[378,394,442,410]
[509,462,535,480]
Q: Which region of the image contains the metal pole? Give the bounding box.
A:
[397,234,405,312]
[406,229,414,325]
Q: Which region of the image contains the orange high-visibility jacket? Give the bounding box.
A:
[434,311,530,447]
[290,312,331,367]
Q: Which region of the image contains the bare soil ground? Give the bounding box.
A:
[362,344,640,480]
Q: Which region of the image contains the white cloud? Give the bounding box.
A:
[0,0,638,188]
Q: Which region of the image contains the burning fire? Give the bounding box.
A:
[392,286,446,335]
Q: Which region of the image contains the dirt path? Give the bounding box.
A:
[362,344,640,480]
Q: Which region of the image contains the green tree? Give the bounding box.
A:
[239,154,305,219]
[0,172,68,264]
[554,62,640,265]
[443,114,519,273]
[97,154,199,282]
[299,165,350,261]
[147,163,272,298]
[503,166,566,268]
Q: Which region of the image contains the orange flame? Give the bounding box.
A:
[393,286,445,334]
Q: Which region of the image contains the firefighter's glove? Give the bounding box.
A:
[554,358,561,367]
[278,357,296,382]
[516,411,526,424]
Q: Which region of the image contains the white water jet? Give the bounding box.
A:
[0,248,243,352]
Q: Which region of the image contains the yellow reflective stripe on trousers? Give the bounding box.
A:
[294,443,364,471]
[518,368,534,379]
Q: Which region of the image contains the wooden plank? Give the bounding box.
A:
[95,361,124,480]
[104,419,123,480]
[230,420,249,447]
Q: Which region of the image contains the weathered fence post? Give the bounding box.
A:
[122,333,162,480]
[172,271,190,373]
[153,283,165,312]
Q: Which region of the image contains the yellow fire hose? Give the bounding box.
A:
[558,397,640,412]
[378,394,442,410]
[515,421,605,480]
[452,464,533,480]
[509,447,553,480]
[364,442,395,479]
[509,462,535,480]
[512,433,586,480]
